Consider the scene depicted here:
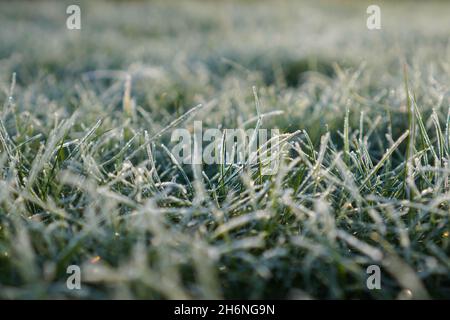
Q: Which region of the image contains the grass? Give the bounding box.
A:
[0,0,449,299]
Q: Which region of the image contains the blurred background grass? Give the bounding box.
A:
[1,0,450,140]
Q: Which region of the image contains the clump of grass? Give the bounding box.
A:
[0,0,449,299]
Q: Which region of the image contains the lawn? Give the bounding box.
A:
[0,0,449,299]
